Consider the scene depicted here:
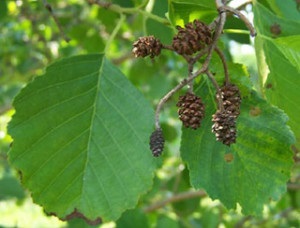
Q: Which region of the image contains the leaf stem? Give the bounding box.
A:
[104,14,126,55]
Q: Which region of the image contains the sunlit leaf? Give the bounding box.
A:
[8,54,157,222]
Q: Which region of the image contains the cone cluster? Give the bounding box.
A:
[212,84,241,146]
[149,128,165,157]
[132,36,162,58]
[177,92,205,129]
[172,20,212,55]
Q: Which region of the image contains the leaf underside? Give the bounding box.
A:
[8,54,157,222]
[181,78,295,215]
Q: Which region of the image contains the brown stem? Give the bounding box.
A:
[221,5,256,37]
[43,0,70,42]
[154,3,227,129]
[214,47,230,85]
[143,190,206,213]
[162,44,174,51]
[206,71,224,111]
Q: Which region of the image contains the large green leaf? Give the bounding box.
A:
[253,1,300,146]
[181,78,295,215]
[8,54,157,222]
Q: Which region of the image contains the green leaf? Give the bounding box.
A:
[8,54,157,222]
[0,176,25,201]
[253,1,300,146]
[116,209,149,228]
[264,0,300,21]
[156,215,179,228]
[272,36,300,73]
[181,78,295,215]
[253,1,300,37]
[168,0,217,26]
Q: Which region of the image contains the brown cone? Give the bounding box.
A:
[217,83,242,118]
[149,128,165,157]
[212,110,237,146]
[132,36,162,58]
[177,92,205,129]
[172,20,212,55]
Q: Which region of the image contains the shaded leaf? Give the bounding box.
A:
[0,176,25,201]
[8,54,157,222]
[181,78,295,215]
[116,208,149,228]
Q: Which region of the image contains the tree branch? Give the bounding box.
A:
[43,0,70,42]
[143,190,206,213]
[221,5,256,37]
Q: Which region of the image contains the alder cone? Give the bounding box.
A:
[177,92,205,129]
[132,36,162,58]
[217,83,242,118]
[172,20,212,55]
[212,110,237,146]
[149,128,165,157]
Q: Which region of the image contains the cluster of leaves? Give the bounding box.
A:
[1,0,300,227]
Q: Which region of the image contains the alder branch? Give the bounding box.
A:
[221,5,256,37]
[143,190,206,213]
[42,0,70,42]
[154,1,227,129]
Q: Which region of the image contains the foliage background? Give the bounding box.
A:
[0,0,300,227]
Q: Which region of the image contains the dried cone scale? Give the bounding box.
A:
[172,19,212,55]
[212,110,237,146]
[177,92,205,129]
[212,83,242,146]
[218,83,242,117]
[149,128,165,157]
[132,36,162,58]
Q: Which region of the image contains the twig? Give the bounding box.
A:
[206,71,224,111]
[143,190,206,213]
[287,183,300,190]
[187,63,194,93]
[221,5,256,37]
[154,1,227,129]
[162,44,174,51]
[43,0,70,42]
[87,0,170,26]
[214,47,230,85]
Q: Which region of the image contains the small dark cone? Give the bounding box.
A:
[149,128,165,157]
[177,92,205,129]
[132,36,162,58]
[212,110,237,146]
[172,19,212,55]
[217,83,242,118]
